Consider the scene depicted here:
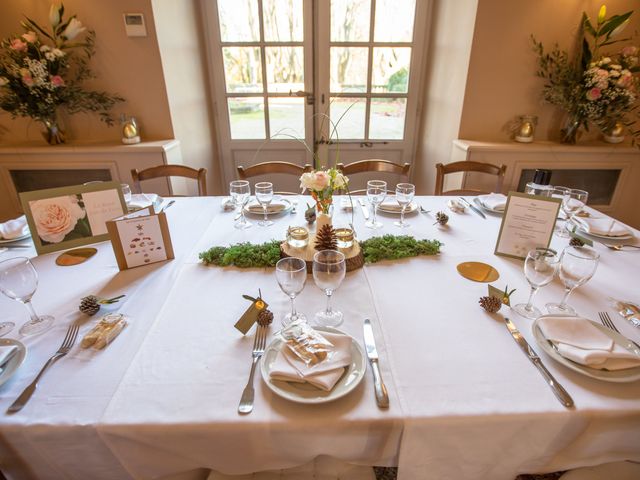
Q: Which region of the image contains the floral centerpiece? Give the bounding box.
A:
[532,5,639,145]
[300,167,349,214]
[0,2,123,144]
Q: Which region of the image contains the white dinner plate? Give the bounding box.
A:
[567,219,635,241]
[0,338,27,387]
[473,197,504,215]
[377,201,418,214]
[532,317,640,383]
[244,198,292,216]
[0,233,31,245]
[260,326,366,404]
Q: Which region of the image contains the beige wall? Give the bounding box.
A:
[0,0,174,144]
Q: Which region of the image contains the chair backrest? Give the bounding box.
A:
[131,164,208,196]
[336,159,411,194]
[237,161,312,194]
[434,161,506,196]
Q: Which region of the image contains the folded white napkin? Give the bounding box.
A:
[0,345,18,374]
[538,316,640,370]
[221,197,235,211]
[270,332,353,391]
[478,193,507,211]
[0,215,28,240]
[129,194,163,210]
[340,197,354,211]
[572,216,631,237]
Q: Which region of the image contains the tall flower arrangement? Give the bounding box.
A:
[0,2,124,144]
[532,5,639,145]
[300,168,349,214]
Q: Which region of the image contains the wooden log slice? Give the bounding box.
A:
[280,240,365,273]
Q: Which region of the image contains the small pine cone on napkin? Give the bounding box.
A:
[569,237,585,247]
[479,295,502,313]
[79,295,100,316]
[314,224,338,251]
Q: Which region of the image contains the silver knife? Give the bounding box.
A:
[459,197,486,219]
[363,318,389,408]
[358,199,370,220]
[504,317,574,408]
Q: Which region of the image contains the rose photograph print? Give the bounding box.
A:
[29,195,90,244]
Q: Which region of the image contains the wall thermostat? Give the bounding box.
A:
[123,13,147,37]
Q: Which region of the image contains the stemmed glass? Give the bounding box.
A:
[366,180,387,229]
[0,257,54,336]
[255,182,274,227]
[558,188,588,238]
[394,183,415,228]
[120,183,132,206]
[513,248,559,319]
[229,180,252,229]
[312,250,346,327]
[552,186,570,236]
[275,257,307,326]
[546,246,599,315]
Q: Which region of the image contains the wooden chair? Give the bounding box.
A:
[434,161,506,196]
[237,161,313,194]
[131,165,208,196]
[336,159,411,194]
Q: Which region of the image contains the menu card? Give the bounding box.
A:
[494,192,561,259]
[106,207,174,270]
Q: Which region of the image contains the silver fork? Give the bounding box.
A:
[598,311,640,352]
[419,205,430,215]
[598,242,640,251]
[7,321,80,414]
[238,325,267,414]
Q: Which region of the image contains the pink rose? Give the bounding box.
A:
[22,31,37,43]
[10,38,27,52]
[300,171,330,192]
[617,71,633,88]
[22,74,34,86]
[586,88,601,101]
[29,196,86,243]
[622,46,638,56]
[50,75,64,87]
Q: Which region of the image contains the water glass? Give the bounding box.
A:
[275,257,307,326]
[0,257,54,336]
[552,186,570,237]
[230,180,251,229]
[513,248,559,319]
[312,250,346,327]
[366,180,387,229]
[255,182,274,227]
[559,188,588,237]
[546,246,599,315]
[120,183,132,206]
[394,183,415,228]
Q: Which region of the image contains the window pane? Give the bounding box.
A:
[265,47,304,93]
[263,0,303,41]
[228,97,265,139]
[269,98,305,139]
[218,0,260,42]
[369,98,406,139]
[223,47,263,93]
[372,47,411,93]
[331,0,370,42]
[330,97,366,140]
[374,0,415,42]
[330,47,368,93]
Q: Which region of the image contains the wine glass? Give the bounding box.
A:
[394,183,415,228]
[546,246,599,316]
[551,186,570,237]
[312,250,346,327]
[513,248,559,319]
[255,182,274,227]
[558,188,588,238]
[275,257,307,326]
[120,183,132,206]
[366,180,387,229]
[229,180,252,229]
[0,257,54,336]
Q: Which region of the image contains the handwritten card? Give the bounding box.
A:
[494,192,561,260]
[106,207,174,270]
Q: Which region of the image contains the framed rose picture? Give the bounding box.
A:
[19,182,127,255]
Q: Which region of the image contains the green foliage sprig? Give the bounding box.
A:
[360,235,441,263]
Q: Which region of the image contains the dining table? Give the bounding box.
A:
[0,195,639,480]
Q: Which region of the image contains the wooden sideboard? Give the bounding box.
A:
[0,140,181,222]
[450,139,640,229]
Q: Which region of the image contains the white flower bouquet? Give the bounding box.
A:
[300,168,349,214]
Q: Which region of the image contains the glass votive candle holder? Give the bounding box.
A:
[287,226,309,248]
[515,115,537,143]
[334,227,354,249]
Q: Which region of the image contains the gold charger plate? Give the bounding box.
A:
[456,261,499,282]
[377,202,418,214]
[244,199,292,215]
[56,247,98,266]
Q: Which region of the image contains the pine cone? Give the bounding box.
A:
[433,211,449,226]
[569,237,585,247]
[479,295,502,313]
[79,295,100,316]
[257,309,274,326]
[305,204,316,224]
[314,224,338,251]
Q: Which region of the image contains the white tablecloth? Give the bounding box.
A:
[1,196,639,480]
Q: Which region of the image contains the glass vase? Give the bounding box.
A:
[40,115,66,145]
[560,116,581,145]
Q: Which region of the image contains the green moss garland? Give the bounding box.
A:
[198,235,441,268]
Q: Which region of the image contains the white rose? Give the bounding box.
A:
[30,195,86,243]
[52,48,65,58]
[62,17,86,41]
[333,173,348,189]
[300,171,330,191]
